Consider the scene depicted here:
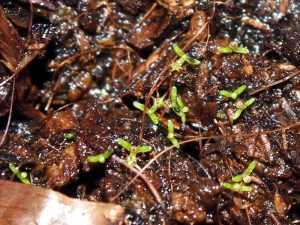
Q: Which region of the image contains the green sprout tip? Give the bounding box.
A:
[234,46,249,54]
[170,86,189,123]
[233,97,255,120]
[64,132,77,140]
[219,42,249,55]
[9,163,31,184]
[216,111,223,118]
[133,101,145,111]
[173,43,185,57]
[87,149,113,164]
[244,97,256,107]
[219,47,233,54]
[117,138,133,151]
[167,120,179,147]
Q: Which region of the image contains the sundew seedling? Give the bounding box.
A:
[170,86,189,123]
[216,111,223,119]
[64,131,76,140]
[133,101,158,124]
[233,97,256,120]
[219,42,249,54]
[223,160,257,193]
[170,43,200,72]
[220,85,247,100]
[167,120,179,148]
[9,163,31,184]
[87,149,113,164]
[133,95,167,125]
[232,160,257,183]
[117,138,152,167]
[218,85,255,121]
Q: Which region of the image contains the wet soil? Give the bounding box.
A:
[0,0,300,224]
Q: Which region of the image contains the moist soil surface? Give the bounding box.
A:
[0,0,300,224]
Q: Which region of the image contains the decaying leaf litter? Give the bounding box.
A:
[0,0,299,224]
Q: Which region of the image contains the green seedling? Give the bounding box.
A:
[64,132,76,140]
[167,120,179,148]
[233,97,256,120]
[219,42,249,54]
[216,111,223,119]
[223,182,252,192]
[220,85,247,100]
[223,160,257,193]
[170,43,200,72]
[133,101,158,124]
[9,163,31,184]
[87,149,113,164]
[170,86,189,123]
[133,95,166,125]
[117,138,152,167]
[53,98,66,105]
[219,85,255,120]
[232,160,257,183]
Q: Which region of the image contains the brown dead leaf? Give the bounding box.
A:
[274,192,287,217]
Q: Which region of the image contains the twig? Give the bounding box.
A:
[250,70,300,95]
[111,155,165,210]
[136,3,158,26]
[0,77,15,146]
[270,213,282,225]
[27,0,33,39]
[245,206,252,225]
[0,73,17,87]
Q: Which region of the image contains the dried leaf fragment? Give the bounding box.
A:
[274,192,287,217]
